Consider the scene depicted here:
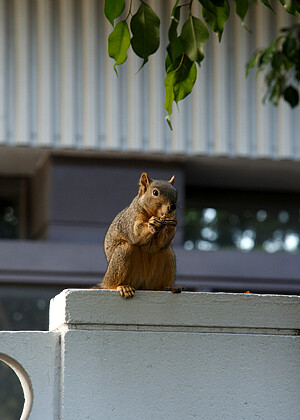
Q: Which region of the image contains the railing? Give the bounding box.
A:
[1,289,300,419]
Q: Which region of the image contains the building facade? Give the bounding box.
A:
[0,0,300,334]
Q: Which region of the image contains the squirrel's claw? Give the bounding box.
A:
[117,285,135,299]
[149,216,164,232]
[161,217,177,227]
[167,286,184,294]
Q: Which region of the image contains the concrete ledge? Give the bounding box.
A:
[49,289,300,332]
[50,289,300,419]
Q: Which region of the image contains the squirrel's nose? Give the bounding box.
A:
[169,203,176,213]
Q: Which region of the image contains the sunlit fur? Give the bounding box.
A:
[93,173,179,297]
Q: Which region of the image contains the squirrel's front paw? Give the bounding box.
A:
[149,216,164,232]
[117,285,135,299]
[161,217,177,227]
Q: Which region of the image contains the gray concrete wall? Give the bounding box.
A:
[50,290,300,420]
[0,290,299,419]
[0,331,59,420]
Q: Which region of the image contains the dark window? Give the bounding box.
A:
[0,178,29,239]
[185,188,300,253]
[0,200,20,239]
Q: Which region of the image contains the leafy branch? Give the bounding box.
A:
[106,0,160,75]
[246,23,300,108]
[104,0,300,128]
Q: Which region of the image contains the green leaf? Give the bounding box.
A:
[104,0,125,27]
[269,82,281,105]
[180,17,209,65]
[261,0,275,12]
[165,53,172,73]
[258,39,280,66]
[271,52,284,71]
[164,55,197,115]
[284,85,299,107]
[245,49,261,76]
[233,0,249,21]
[212,0,227,6]
[130,2,160,67]
[168,5,181,43]
[199,0,230,41]
[165,114,173,131]
[174,60,197,104]
[279,0,299,15]
[167,37,184,64]
[283,36,297,59]
[108,21,131,74]
[164,71,176,115]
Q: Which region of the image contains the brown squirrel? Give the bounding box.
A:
[92,172,182,298]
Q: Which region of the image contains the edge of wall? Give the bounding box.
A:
[49,289,300,333]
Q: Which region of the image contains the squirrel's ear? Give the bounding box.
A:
[169,175,175,185]
[139,173,152,196]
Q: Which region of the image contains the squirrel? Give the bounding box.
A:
[92,172,182,298]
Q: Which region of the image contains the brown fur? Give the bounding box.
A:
[92,173,181,298]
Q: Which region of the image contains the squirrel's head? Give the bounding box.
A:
[138,172,178,218]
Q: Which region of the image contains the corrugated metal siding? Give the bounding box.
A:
[0,0,299,159]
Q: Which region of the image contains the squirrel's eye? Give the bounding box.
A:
[152,189,159,196]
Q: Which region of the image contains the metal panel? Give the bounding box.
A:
[0,0,6,144]
[37,0,53,147]
[14,0,31,145]
[59,0,76,147]
[82,0,98,149]
[0,0,299,160]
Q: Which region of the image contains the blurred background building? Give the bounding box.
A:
[0,0,300,337]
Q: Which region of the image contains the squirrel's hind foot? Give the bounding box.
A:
[167,286,184,294]
[117,285,135,299]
